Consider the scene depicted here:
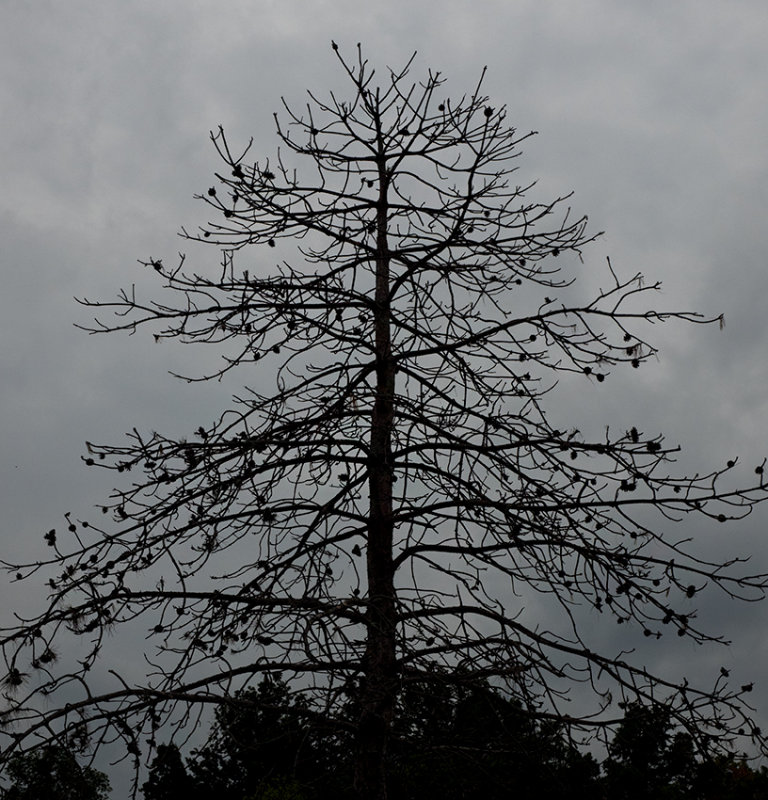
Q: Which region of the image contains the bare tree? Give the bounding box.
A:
[2,44,767,799]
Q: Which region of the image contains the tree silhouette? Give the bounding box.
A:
[0,745,110,800]
[143,675,599,800]
[602,702,699,799]
[601,701,768,800]
[1,44,767,798]
[142,681,768,800]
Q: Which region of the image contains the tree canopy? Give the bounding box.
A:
[0,745,110,800]
[1,44,767,798]
[141,677,768,800]
[143,676,600,800]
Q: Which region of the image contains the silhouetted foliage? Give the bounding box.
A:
[186,677,344,800]
[141,744,196,800]
[695,758,768,800]
[602,702,768,800]
[144,676,598,800]
[2,43,767,799]
[383,681,600,800]
[603,702,699,799]
[0,745,110,800]
[143,679,768,800]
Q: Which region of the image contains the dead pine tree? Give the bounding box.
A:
[2,44,768,799]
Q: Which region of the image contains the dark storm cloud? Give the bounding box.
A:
[1,0,767,790]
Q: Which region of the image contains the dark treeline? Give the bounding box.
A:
[140,678,768,800]
[3,677,766,799]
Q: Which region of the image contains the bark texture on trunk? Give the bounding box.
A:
[354,160,397,800]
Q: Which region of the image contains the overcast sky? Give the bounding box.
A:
[2,0,768,792]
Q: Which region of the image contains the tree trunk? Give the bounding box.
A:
[354,163,396,800]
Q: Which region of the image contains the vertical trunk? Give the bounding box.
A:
[355,160,396,800]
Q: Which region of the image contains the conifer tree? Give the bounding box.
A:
[2,45,767,798]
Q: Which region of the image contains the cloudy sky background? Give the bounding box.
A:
[2,0,768,790]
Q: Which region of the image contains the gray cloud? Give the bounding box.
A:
[2,0,768,791]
